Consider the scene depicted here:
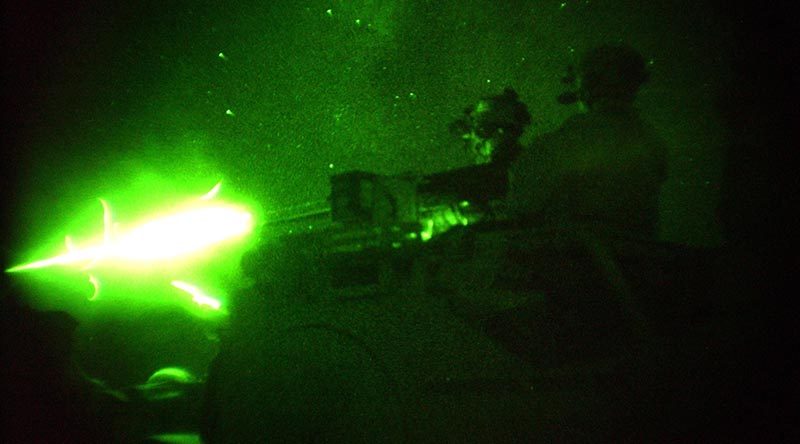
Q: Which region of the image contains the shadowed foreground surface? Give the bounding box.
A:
[200,230,784,443]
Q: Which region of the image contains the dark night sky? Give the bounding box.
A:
[1,0,793,262]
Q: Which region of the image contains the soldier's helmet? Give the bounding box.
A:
[578,44,650,106]
[450,88,531,165]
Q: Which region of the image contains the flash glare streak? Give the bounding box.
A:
[171,280,222,310]
[101,198,112,244]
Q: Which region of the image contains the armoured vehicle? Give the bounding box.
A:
[200,164,725,442]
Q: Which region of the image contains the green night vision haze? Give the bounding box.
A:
[3,0,782,441]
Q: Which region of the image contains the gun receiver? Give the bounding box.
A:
[250,164,510,292]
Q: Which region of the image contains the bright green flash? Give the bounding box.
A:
[5,182,253,315]
[111,205,252,261]
[6,192,253,273]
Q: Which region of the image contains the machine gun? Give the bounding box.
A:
[252,164,511,292]
[264,163,510,242]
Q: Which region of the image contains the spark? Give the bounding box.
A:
[145,367,197,384]
[88,274,100,300]
[137,367,198,401]
[171,280,222,310]
[200,181,222,200]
